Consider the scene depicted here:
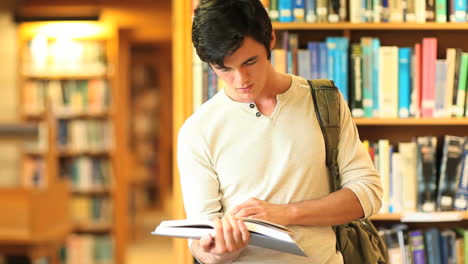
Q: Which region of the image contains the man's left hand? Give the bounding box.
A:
[228,197,291,226]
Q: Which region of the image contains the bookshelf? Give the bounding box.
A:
[173,0,468,263]
[0,112,71,264]
[17,21,124,264]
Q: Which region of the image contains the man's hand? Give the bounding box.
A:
[194,214,250,263]
[229,198,291,226]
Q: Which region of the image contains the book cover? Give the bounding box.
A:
[279,0,294,22]
[297,49,312,80]
[316,0,328,22]
[293,0,306,21]
[399,47,412,118]
[409,230,427,264]
[328,0,340,22]
[152,218,307,257]
[454,139,468,211]
[305,0,317,22]
[451,49,462,116]
[399,142,418,212]
[379,46,399,118]
[269,0,279,21]
[435,0,447,22]
[434,60,447,117]
[455,53,468,117]
[416,136,438,212]
[421,38,437,118]
[361,37,375,117]
[410,43,422,117]
[437,135,465,211]
[350,43,364,117]
[445,48,457,118]
[440,229,457,264]
[424,228,442,264]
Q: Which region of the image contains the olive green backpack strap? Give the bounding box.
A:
[307,79,341,193]
[308,79,388,264]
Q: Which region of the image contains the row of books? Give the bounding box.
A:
[60,157,113,192]
[57,120,113,153]
[71,197,113,228]
[366,135,467,214]
[23,79,111,117]
[23,37,107,76]
[271,33,468,118]
[62,234,113,264]
[262,0,468,23]
[380,225,467,264]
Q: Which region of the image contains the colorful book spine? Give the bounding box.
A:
[305,0,317,22]
[398,47,412,118]
[455,53,468,117]
[293,0,306,21]
[421,38,437,118]
[269,0,280,21]
[435,0,447,21]
[409,230,427,264]
[279,0,294,22]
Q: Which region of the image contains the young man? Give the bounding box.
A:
[178,0,383,263]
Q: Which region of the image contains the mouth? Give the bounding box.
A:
[237,84,254,92]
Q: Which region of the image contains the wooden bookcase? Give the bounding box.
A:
[172,1,468,263]
[0,116,71,264]
[17,21,128,264]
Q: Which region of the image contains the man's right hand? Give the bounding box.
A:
[193,214,250,263]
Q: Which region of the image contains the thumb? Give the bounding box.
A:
[199,233,215,251]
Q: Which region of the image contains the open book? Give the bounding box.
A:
[152,218,307,256]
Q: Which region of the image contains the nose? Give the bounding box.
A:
[234,68,250,87]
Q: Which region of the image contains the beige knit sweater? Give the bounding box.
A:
[177,75,383,263]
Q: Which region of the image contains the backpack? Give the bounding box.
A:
[308,79,388,264]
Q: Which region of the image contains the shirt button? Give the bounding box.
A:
[249,103,255,108]
[256,112,261,117]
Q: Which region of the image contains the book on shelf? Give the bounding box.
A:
[436,135,465,211]
[152,218,307,256]
[454,139,468,211]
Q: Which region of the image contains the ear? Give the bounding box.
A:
[270,30,276,49]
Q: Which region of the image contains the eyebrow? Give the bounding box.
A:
[213,56,258,70]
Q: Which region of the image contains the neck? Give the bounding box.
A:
[254,67,292,116]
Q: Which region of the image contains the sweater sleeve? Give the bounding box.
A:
[336,93,383,218]
[177,119,224,220]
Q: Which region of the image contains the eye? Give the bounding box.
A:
[245,59,257,65]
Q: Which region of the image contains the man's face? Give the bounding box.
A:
[211,36,271,103]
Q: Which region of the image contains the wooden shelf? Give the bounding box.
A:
[59,150,111,157]
[71,189,112,196]
[370,211,468,222]
[22,73,109,80]
[272,22,468,30]
[354,117,468,126]
[24,112,110,120]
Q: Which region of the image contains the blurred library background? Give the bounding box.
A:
[2,0,468,263]
[0,0,173,263]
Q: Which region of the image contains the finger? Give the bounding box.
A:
[235,207,260,218]
[227,214,242,246]
[238,219,251,245]
[199,234,214,252]
[213,218,226,253]
[222,216,235,252]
